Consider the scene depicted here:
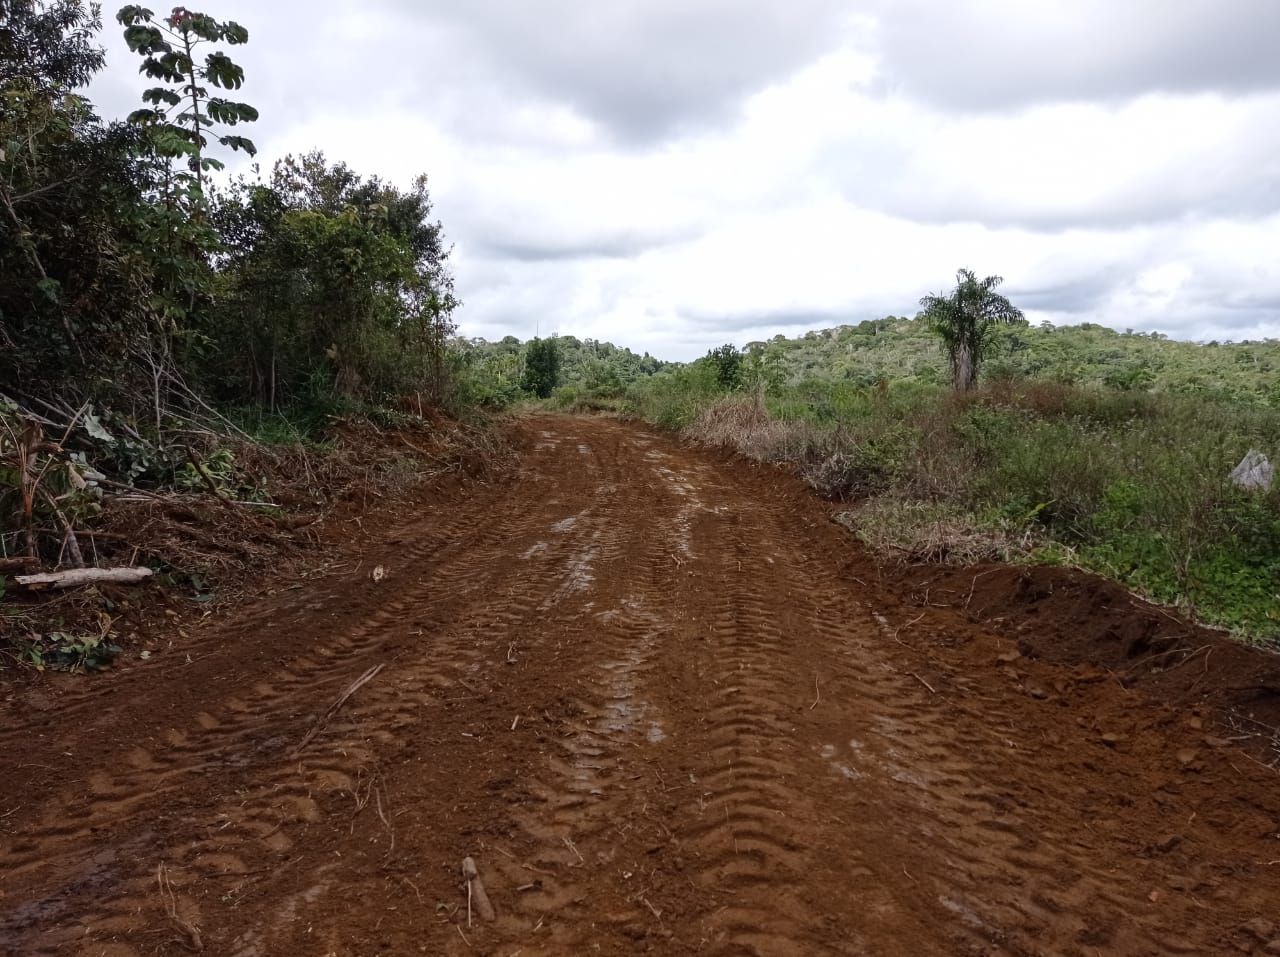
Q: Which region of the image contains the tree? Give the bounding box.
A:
[522,337,560,398]
[1,0,106,92]
[117,4,257,192]
[0,0,178,401]
[205,153,459,408]
[706,343,743,391]
[919,268,1026,391]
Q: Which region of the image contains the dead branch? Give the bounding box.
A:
[0,556,41,574]
[156,862,203,952]
[185,446,235,505]
[910,672,938,695]
[13,566,153,591]
[295,663,385,753]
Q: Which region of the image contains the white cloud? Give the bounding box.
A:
[86,0,1280,360]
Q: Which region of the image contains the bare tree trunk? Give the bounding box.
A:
[952,340,978,391]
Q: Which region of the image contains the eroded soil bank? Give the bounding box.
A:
[2,415,1279,956]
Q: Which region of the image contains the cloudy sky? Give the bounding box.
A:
[89,0,1280,359]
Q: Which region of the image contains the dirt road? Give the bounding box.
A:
[3,416,1279,956]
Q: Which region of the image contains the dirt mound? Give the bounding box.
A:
[885,558,1280,749]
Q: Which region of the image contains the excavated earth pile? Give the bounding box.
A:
[2,415,1279,956]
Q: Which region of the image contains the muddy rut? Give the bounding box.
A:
[2,416,1279,956]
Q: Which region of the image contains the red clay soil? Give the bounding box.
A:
[2,414,1279,956]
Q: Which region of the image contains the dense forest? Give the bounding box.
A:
[1,2,458,439]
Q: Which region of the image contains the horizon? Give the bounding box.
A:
[85,1,1280,361]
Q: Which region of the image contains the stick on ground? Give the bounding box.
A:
[295,663,386,753]
[462,856,496,922]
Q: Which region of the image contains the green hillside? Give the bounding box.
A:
[746,318,1280,406]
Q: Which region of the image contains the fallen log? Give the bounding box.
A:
[0,557,41,574]
[12,566,153,591]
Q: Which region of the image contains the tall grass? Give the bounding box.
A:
[625,375,1280,642]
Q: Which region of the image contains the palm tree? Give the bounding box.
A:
[919,268,1025,391]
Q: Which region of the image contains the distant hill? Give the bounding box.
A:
[742,318,1280,406]
[452,334,670,401]
[456,320,1280,407]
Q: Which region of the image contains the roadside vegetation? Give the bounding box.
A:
[0,2,506,665]
[624,283,1280,644]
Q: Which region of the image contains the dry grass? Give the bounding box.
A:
[686,396,794,460]
[839,498,1042,566]
[686,397,890,499]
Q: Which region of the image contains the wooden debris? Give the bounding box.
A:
[13,566,153,591]
[294,663,386,753]
[0,556,41,574]
[462,856,496,923]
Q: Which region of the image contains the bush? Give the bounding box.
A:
[629,375,1280,641]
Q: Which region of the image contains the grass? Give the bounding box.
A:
[623,372,1280,643]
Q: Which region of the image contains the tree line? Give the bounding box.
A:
[1,1,459,440]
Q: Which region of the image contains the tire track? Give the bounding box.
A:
[4,415,1278,957]
[0,435,611,955]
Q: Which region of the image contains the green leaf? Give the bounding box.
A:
[82,408,115,444]
[35,277,62,302]
[223,21,249,43]
[122,23,167,53]
[126,107,163,125]
[141,87,182,107]
[116,5,155,26]
[186,14,221,41]
[218,134,257,156]
[140,55,184,82]
[204,52,245,89]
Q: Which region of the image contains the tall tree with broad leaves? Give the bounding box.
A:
[919,268,1026,391]
[116,4,257,192]
[706,343,744,391]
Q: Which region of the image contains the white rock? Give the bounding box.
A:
[1230,449,1273,491]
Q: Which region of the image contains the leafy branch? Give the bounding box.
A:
[117,4,257,192]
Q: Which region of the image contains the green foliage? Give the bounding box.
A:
[628,366,1280,642]
[17,629,122,672]
[1,0,107,91]
[459,335,666,398]
[522,337,561,399]
[705,343,744,391]
[446,345,523,411]
[201,151,459,414]
[919,268,1026,391]
[117,4,256,187]
[0,4,175,395]
[624,362,720,430]
[724,317,1280,407]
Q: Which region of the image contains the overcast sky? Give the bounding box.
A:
[89,0,1280,359]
